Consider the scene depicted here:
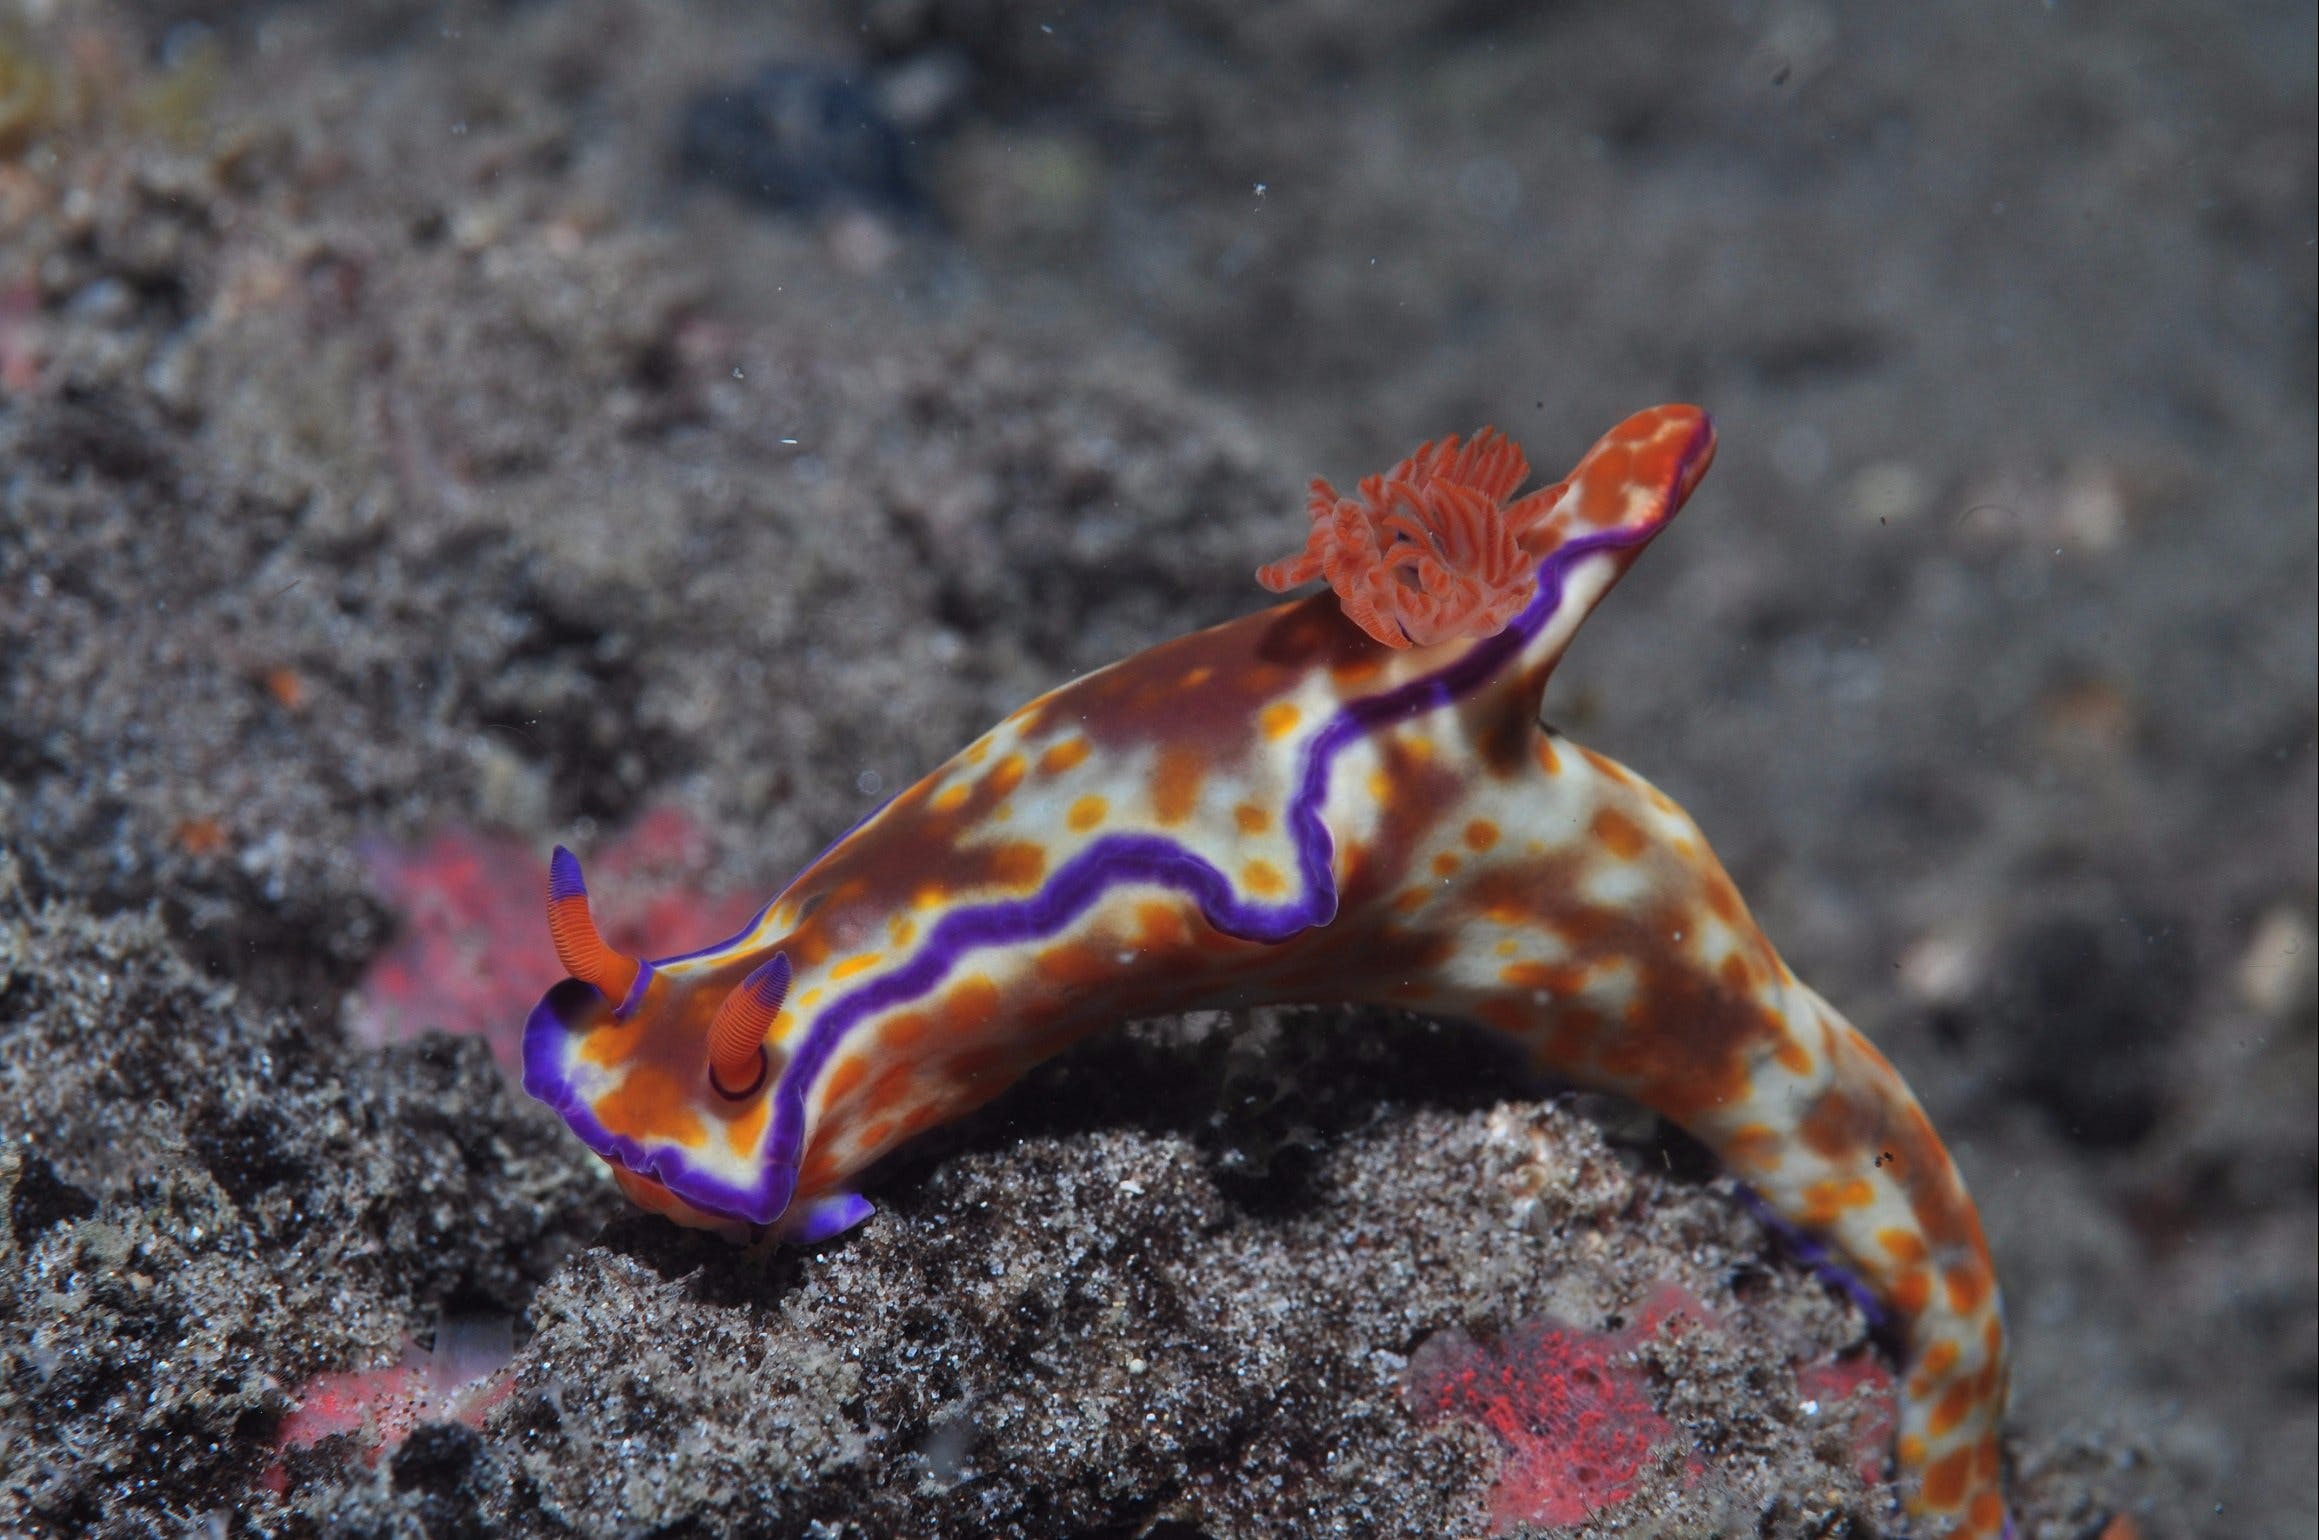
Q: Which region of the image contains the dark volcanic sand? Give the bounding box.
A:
[0,2,2311,1537]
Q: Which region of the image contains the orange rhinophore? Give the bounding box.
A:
[545,845,640,1004]
[706,953,790,1096]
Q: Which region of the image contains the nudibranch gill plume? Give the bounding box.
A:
[522,404,2011,1537]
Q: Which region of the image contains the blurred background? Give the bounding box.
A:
[1,1,2311,1534]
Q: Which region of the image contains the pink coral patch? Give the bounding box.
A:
[264,1317,517,1493]
[0,280,43,396]
[1406,1286,1708,1530]
[1795,1350,1898,1488]
[350,807,760,1077]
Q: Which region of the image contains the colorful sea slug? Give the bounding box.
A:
[522,405,2012,1536]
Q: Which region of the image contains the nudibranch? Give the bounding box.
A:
[523,405,2011,1536]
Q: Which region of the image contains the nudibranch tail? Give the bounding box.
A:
[707,952,790,1097]
[1490,403,1716,714]
[545,845,640,1005]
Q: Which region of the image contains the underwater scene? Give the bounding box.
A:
[0,2,2312,1536]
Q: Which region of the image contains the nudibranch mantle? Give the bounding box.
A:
[522,405,2011,1537]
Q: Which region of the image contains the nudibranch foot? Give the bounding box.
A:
[522,403,2010,1537]
[778,1191,876,1245]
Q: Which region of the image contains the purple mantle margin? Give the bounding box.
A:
[525,444,1704,1227]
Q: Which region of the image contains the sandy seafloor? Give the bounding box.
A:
[0,1,2312,1537]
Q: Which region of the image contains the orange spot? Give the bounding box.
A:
[1235,803,1270,834]
[1944,1261,1990,1316]
[724,1095,772,1158]
[986,753,1027,798]
[854,1115,897,1151]
[1329,655,1382,685]
[1703,874,1745,926]
[863,1061,916,1119]
[1890,1271,1933,1316]
[1589,806,1648,861]
[1929,1381,1976,1438]
[579,1014,646,1068]
[1035,943,1112,986]
[1430,851,1461,878]
[882,1012,930,1050]
[1972,1433,2002,1481]
[1181,664,1215,687]
[1577,443,1636,525]
[1258,702,1301,740]
[890,916,917,947]
[831,952,884,982]
[939,976,1003,1035]
[823,1058,868,1105]
[1718,953,1759,993]
[987,842,1046,889]
[1800,1089,1877,1161]
[931,782,971,814]
[913,882,948,911]
[1393,886,1431,914]
[1896,1433,1927,1468]
[1802,1178,1877,1222]
[590,1065,707,1146]
[1579,745,1633,787]
[1918,1446,1973,1508]
[1401,735,1435,764]
[1367,770,1395,805]
[965,739,991,764]
[1501,960,1586,994]
[1971,1492,2010,1532]
[1038,738,1090,775]
[1831,1177,1878,1209]
[1879,1227,1930,1265]
[1462,819,1499,851]
[173,817,229,856]
[1775,1040,1815,1076]
[1068,795,1108,832]
[1723,1123,1784,1173]
[1136,901,1191,950]
[1242,860,1286,897]
[1152,746,1204,824]
[1533,736,1561,775]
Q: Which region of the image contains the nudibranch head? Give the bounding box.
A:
[523,847,797,1235]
